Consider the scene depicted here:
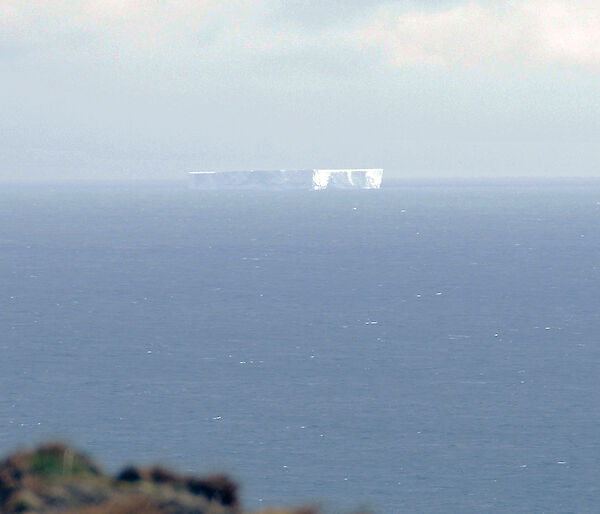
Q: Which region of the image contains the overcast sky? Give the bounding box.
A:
[1,0,599,182]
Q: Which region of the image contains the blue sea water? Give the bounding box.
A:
[1,182,600,512]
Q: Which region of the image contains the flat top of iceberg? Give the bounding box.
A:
[188,169,383,174]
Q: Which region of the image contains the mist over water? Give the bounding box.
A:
[2,183,600,512]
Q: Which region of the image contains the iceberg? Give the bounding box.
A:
[188,169,383,190]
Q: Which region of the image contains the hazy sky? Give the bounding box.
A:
[2,0,599,182]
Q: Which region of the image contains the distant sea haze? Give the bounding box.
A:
[2,183,600,513]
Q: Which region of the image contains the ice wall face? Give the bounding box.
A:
[311,169,383,190]
[189,169,383,190]
[189,170,314,190]
[365,169,384,189]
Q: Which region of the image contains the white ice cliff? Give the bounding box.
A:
[188,169,383,190]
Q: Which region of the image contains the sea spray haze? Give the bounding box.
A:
[2,182,600,512]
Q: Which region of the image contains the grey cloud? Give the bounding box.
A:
[1,0,599,182]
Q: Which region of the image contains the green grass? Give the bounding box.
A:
[29,451,88,477]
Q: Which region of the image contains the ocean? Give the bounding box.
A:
[1,182,600,512]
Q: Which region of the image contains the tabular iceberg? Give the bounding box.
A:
[188,169,383,190]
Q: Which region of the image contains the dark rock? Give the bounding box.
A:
[116,466,142,482]
[186,474,239,507]
[149,466,180,485]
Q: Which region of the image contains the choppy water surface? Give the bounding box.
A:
[2,183,600,512]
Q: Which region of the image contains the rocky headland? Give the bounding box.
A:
[0,442,367,514]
